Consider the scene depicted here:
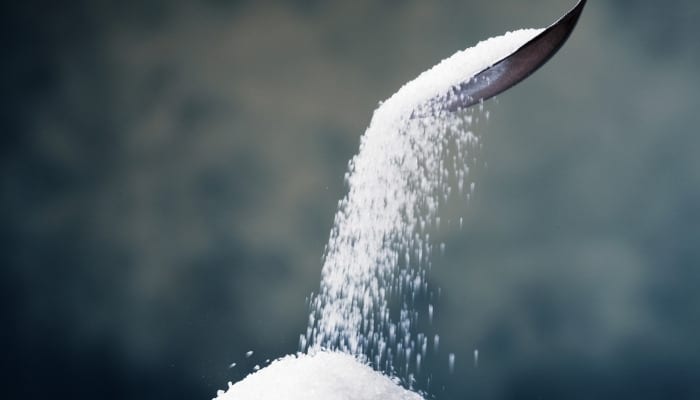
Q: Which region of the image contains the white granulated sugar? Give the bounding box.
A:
[215,352,423,400]
[303,27,543,382]
[216,25,544,400]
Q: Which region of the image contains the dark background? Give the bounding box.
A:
[3,0,700,399]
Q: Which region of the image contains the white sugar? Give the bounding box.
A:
[305,28,543,381]
[215,26,545,400]
[214,352,423,400]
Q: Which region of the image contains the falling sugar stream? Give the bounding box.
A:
[303,28,544,384]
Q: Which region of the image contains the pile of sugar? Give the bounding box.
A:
[304,28,543,378]
[215,352,423,400]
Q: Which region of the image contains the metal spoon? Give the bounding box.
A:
[440,0,587,113]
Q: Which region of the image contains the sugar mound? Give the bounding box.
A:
[214,351,423,400]
[377,28,544,120]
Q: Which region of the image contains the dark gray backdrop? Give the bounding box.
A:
[4,1,700,399]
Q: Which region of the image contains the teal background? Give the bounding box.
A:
[3,1,700,398]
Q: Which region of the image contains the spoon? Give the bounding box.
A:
[440,0,587,112]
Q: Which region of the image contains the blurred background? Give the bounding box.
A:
[3,0,700,399]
